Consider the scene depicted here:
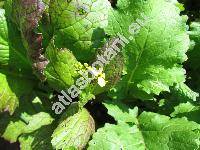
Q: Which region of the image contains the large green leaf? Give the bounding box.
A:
[89,102,200,150]
[106,0,189,100]
[49,0,111,61]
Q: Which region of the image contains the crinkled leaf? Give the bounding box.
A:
[44,41,81,91]
[12,0,48,79]
[49,0,111,61]
[89,123,144,150]
[106,0,189,100]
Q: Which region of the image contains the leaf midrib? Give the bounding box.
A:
[125,26,150,95]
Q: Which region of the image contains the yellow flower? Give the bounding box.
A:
[85,65,107,87]
[86,66,103,77]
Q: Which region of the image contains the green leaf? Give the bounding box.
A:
[89,123,144,150]
[51,104,95,150]
[44,40,97,106]
[11,0,48,79]
[171,102,200,117]
[1,112,53,142]
[188,22,200,70]
[106,0,189,100]
[44,40,108,106]
[0,8,38,114]
[0,9,9,65]
[0,96,54,142]
[0,8,30,68]
[89,103,200,150]
[187,21,200,94]
[170,83,199,102]
[0,72,35,114]
[158,83,199,116]
[49,0,111,61]
[44,40,81,91]
[103,101,138,124]
[171,102,200,124]
[19,124,55,150]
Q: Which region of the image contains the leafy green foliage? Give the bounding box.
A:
[0,96,54,143]
[19,124,55,150]
[49,0,110,61]
[0,0,200,149]
[106,0,189,100]
[0,8,35,114]
[89,102,200,150]
[188,22,200,69]
[187,21,200,94]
